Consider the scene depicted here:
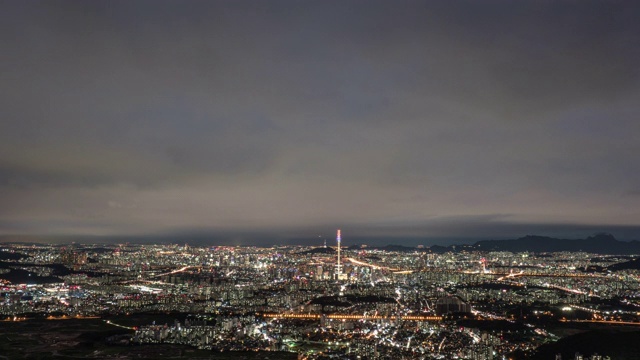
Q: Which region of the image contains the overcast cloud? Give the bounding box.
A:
[1,1,639,243]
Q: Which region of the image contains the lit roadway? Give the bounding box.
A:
[491,271,608,279]
[344,257,398,271]
[342,262,610,279]
[104,319,137,330]
[262,313,441,321]
[149,265,199,278]
[496,276,590,296]
[560,319,640,326]
[118,265,201,284]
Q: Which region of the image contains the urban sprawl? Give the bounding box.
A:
[1,232,634,360]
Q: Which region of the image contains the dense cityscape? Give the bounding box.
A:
[2,0,640,359]
[2,231,640,359]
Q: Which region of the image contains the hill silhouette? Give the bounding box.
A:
[312,234,640,255]
[470,233,640,254]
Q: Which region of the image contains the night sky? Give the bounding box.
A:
[1,1,639,245]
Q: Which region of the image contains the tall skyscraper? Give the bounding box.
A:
[336,229,342,274]
[335,229,347,280]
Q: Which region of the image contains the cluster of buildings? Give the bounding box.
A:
[0,231,633,358]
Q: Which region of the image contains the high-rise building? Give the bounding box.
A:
[335,229,348,280]
[435,296,472,315]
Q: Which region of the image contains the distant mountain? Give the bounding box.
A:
[471,233,640,254]
[224,234,640,255]
[427,244,451,254]
[346,244,419,252]
[344,234,640,255]
[342,234,640,255]
[299,247,336,255]
[376,244,418,252]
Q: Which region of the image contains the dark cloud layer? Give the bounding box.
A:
[1,0,639,243]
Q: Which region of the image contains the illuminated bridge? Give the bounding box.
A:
[261,313,442,321]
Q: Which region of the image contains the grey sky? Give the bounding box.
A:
[1,1,639,243]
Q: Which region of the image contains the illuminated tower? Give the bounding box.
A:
[335,229,346,280]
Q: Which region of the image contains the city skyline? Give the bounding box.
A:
[0,238,636,359]
[1,1,640,243]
